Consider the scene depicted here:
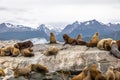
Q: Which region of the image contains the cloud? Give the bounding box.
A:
[0,0,120,7]
[0,6,27,14]
[0,0,120,28]
[0,7,8,11]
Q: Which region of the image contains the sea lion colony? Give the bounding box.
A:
[0,32,120,79]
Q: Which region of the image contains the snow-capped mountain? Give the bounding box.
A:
[69,19,111,36]
[63,19,120,37]
[37,24,62,35]
[45,24,63,35]
[83,19,104,26]
[58,19,120,41]
[61,21,80,34]
[0,23,10,32]
[0,23,35,33]
[0,20,120,41]
[0,23,49,40]
[37,24,50,35]
[107,23,120,31]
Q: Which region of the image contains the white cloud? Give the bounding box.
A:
[0,0,120,28]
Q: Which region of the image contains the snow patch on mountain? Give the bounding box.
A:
[37,24,51,35]
[5,23,15,28]
[61,21,80,34]
[45,24,62,32]
[84,21,90,25]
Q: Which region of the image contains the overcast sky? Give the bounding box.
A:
[0,0,120,28]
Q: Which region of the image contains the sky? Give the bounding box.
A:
[0,0,120,28]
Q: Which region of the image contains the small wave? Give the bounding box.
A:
[25,38,48,44]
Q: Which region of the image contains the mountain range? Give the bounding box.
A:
[0,19,120,41]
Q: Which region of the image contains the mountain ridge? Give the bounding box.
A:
[0,20,120,41]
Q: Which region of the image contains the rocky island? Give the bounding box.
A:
[0,40,120,80]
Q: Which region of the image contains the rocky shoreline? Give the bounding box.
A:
[0,41,120,80]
